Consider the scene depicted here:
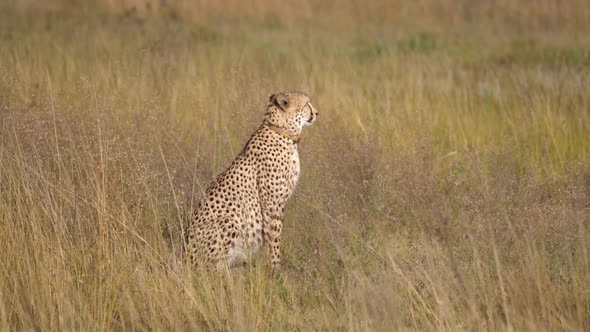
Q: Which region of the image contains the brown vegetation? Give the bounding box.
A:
[0,0,589,330]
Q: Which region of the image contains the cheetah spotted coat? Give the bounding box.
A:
[186,92,318,269]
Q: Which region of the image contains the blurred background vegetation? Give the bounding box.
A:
[0,0,589,330]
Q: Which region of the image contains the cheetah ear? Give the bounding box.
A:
[269,93,288,111]
[275,94,289,111]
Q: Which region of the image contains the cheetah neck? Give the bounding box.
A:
[264,123,301,144]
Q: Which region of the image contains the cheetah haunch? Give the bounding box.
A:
[186,92,318,270]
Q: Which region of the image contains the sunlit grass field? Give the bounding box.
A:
[1,0,589,330]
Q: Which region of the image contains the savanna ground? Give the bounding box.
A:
[1,0,590,330]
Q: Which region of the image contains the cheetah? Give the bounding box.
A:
[186,92,318,270]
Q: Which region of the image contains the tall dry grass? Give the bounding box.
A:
[1,1,589,330]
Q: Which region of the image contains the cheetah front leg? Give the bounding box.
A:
[263,214,283,269]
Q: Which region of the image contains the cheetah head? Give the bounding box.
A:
[265,92,318,134]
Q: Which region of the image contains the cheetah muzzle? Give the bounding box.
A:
[186,92,319,270]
